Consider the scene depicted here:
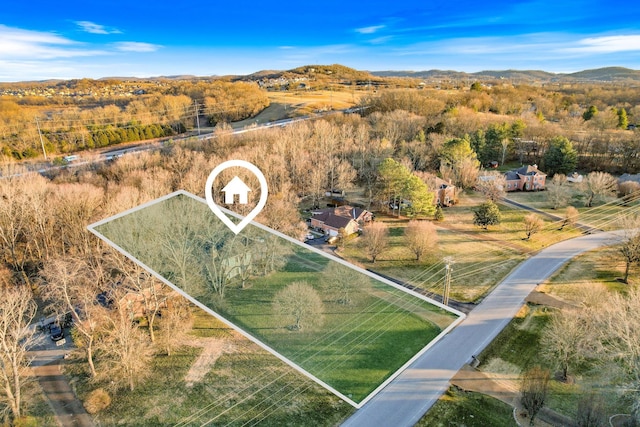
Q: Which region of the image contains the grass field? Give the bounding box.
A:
[92,192,459,404]
[338,217,525,303]
[267,89,362,115]
[505,188,640,231]
[416,387,517,427]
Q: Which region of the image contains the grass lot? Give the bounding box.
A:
[231,89,362,129]
[339,216,525,303]
[445,192,583,252]
[267,89,361,116]
[505,189,640,231]
[94,193,458,404]
[416,387,517,427]
[66,307,354,426]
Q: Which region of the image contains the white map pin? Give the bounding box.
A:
[205,160,268,235]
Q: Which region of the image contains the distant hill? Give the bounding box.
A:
[242,64,380,83]
[370,67,640,83]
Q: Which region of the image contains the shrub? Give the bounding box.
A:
[83,388,111,414]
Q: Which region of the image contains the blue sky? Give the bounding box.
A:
[1,0,639,81]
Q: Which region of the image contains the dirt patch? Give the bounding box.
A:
[184,337,236,387]
[526,290,577,310]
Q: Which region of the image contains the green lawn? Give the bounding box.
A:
[505,189,640,231]
[416,387,517,427]
[92,192,459,404]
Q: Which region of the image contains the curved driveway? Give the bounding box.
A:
[343,230,626,427]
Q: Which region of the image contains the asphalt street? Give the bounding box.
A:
[342,230,627,427]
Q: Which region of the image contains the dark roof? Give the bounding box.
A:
[434,177,455,189]
[322,214,354,229]
[505,171,520,180]
[515,164,546,176]
[505,164,546,180]
[312,205,370,220]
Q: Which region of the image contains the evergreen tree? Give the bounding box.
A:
[582,105,598,121]
[434,205,444,222]
[473,200,501,229]
[543,136,578,176]
[618,107,629,129]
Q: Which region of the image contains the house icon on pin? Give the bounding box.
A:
[222,176,251,204]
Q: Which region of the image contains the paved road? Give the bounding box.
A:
[343,230,626,427]
[28,329,95,427]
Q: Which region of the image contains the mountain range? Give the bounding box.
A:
[369,67,640,83]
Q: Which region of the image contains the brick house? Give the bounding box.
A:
[310,206,373,237]
[434,177,457,206]
[505,164,546,192]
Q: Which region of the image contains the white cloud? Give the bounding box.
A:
[75,21,121,35]
[0,24,105,59]
[563,35,640,53]
[356,25,385,35]
[113,42,162,52]
[369,36,393,45]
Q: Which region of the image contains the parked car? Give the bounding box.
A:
[50,324,64,341]
[305,233,315,241]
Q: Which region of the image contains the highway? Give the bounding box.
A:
[342,230,627,427]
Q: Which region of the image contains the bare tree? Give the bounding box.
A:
[618,181,640,206]
[560,206,579,230]
[523,213,544,240]
[456,157,480,190]
[322,262,368,305]
[273,281,324,331]
[520,366,550,426]
[596,286,640,421]
[581,171,617,207]
[0,286,37,421]
[541,309,593,382]
[404,220,439,261]
[156,297,193,356]
[41,258,106,377]
[617,218,640,284]
[576,394,606,427]
[476,172,506,201]
[361,221,389,263]
[97,309,153,392]
[546,174,571,209]
[109,253,170,343]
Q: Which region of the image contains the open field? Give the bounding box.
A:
[233,89,363,129]
[91,191,459,404]
[416,387,517,427]
[267,89,362,115]
[505,189,640,231]
[338,217,525,303]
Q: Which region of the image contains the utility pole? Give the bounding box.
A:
[35,117,47,160]
[194,101,201,136]
[443,257,454,306]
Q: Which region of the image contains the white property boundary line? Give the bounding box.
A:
[87,189,466,408]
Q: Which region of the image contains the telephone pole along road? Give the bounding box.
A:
[343,230,627,427]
